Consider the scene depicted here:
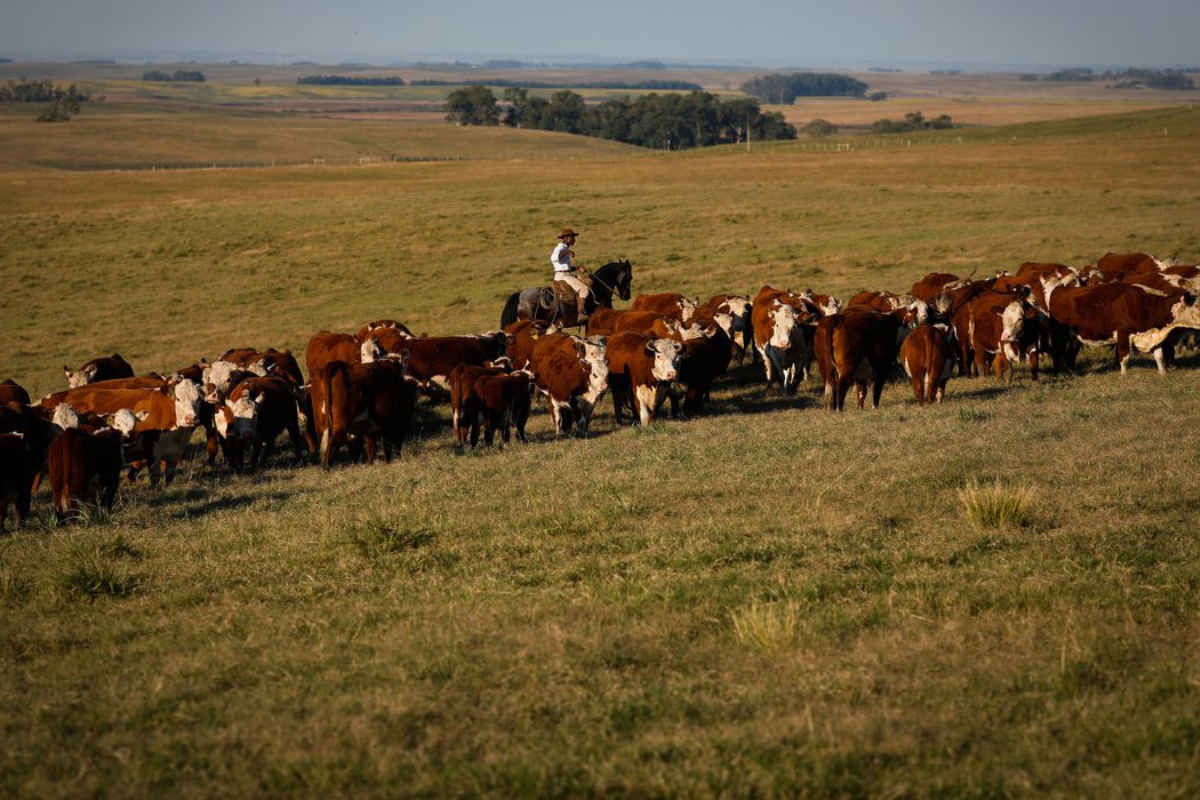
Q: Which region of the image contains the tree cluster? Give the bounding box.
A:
[870,111,953,134]
[446,86,796,150]
[36,84,86,122]
[739,72,868,104]
[1023,68,1195,91]
[415,78,703,91]
[1,78,85,103]
[297,75,406,86]
[142,70,206,82]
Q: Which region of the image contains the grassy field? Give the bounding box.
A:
[2,84,1200,796]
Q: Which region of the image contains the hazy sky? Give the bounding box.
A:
[3,0,1198,68]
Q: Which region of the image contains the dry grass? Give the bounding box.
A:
[958,479,1037,530]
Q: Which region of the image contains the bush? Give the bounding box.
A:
[958,479,1036,530]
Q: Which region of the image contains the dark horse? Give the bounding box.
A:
[500,260,633,329]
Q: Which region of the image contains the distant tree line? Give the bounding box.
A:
[297,75,406,86]
[1022,67,1195,91]
[0,78,89,104]
[445,85,796,150]
[870,111,953,134]
[740,72,868,104]
[143,70,206,82]
[416,78,703,91]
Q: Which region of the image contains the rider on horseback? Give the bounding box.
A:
[551,228,590,321]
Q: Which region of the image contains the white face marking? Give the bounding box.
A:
[202,361,242,401]
[172,379,203,428]
[768,304,799,350]
[649,340,683,382]
[108,408,138,437]
[360,338,384,363]
[225,395,259,439]
[584,351,610,401]
[52,403,81,430]
[66,369,87,389]
[1000,301,1025,359]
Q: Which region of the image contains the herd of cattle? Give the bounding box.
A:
[1,250,1198,532]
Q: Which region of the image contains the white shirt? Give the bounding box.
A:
[551,242,574,275]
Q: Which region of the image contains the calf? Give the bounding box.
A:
[474,371,533,445]
[48,425,125,523]
[528,343,609,436]
[315,359,417,467]
[214,376,307,472]
[449,364,507,447]
[900,325,956,405]
[64,353,134,388]
[967,293,1042,382]
[815,309,904,411]
[606,332,685,426]
[669,316,733,417]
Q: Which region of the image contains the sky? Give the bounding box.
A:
[2,0,1198,69]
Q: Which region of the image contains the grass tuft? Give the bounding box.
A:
[350,515,436,557]
[958,479,1036,530]
[58,546,143,601]
[730,601,803,654]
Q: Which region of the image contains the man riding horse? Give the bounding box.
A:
[551,228,591,321]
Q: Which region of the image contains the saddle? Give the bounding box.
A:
[539,274,594,311]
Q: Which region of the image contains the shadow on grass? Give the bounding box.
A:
[164,491,296,520]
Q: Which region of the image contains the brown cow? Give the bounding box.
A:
[213,376,308,472]
[1094,252,1169,282]
[0,432,35,534]
[218,347,305,386]
[751,300,808,392]
[41,381,202,485]
[49,426,125,523]
[504,319,555,369]
[450,364,507,447]
[606,332,685,425]
[900,324,957,405]
[527,340,609,436]
[380,332,509,395]
[305,331,384,382]
[961,291,1043,382]
[64,353,134,388]
[814,309,904,411]
[315,358,416,467]
[474,371,533,445]
[0,380,31,406]
[631,293,697,323]
[697,294,752,363]
[911,272,974,303]
[1046,281,1200,373]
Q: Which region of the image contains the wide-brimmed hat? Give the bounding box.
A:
[558,228,580,239]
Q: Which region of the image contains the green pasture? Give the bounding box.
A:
[2,101,1200,796]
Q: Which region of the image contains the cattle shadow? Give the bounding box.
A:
[163,491,296,521]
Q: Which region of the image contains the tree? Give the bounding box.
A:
[543,90,587,134]
[36,83,83,122]
[444,85,500,126]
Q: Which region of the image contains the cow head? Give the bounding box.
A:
[217,394,262,441]
[583,344,610,398]
[171,378,203,428]
[360,337,385,363]
[107,408,146,438]
[201,360,244,403]
[52,402,81,431]
[63,364,97,388]
[768,303,801,350]
[643,339,685,382]
[999,301,1027,360]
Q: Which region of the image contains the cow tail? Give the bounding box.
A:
[925,332,937,401]
[823,317,839,410]
[500,293,521,328]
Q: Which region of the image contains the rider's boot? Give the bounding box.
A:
[577,296,588,321]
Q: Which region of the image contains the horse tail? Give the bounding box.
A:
[500,292,521,328]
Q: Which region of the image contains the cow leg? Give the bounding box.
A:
[286,419,308,465]
[759,346,774,384]
[363,436,378,465]
[1117,332,1131,375]
[911,371,925,406]
[1154,347,1168,375]
[1029,350,1039,382]
[206,430,221,465]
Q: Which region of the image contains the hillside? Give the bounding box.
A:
[2,99,1200,796]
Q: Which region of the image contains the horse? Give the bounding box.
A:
[500,260,633,329]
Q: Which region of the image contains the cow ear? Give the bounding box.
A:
[63,366,72,377]
[255,394,268,406]
[136,411,150,422]
[644,342,658,356]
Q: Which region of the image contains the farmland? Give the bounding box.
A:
[2,66,1200,796]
